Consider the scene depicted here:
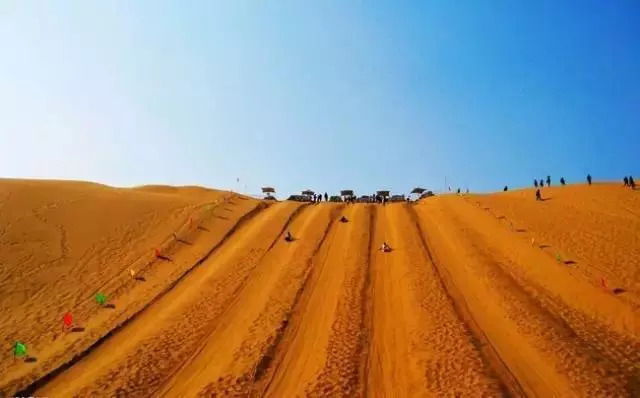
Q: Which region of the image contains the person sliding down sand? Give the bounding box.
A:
[284,231,293,242]
[340,215,348,223]
[380,242,392,252]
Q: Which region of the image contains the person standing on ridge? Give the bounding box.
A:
[540,179,544,187]
[503,185,508,192]
[560,177,566,185]
[587,174,592,185]
[624,176,629,186]
[546,175,551,186]
[630,176,636,190]
[324,192,328,202]
[534,179,538,188]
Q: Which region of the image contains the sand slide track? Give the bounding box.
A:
[367,203,504,397]
[407,204,524,397]
[159,203,339,397]
[444,200,640,394]
[415,201,632,396]
[12,198,268,397]
[30,201,304,397]
[254,204,370,397]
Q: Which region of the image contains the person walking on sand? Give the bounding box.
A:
[587,174,592,185]
[624,176,629,186]
[630,176,636,190]
[536,189,542,201]
[546,175,551,186]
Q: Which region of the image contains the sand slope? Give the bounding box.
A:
[0,179,260,395]
[1,180,639,397]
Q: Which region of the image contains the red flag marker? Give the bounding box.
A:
[189,217,193,228]
[155,248,161,258]
[63,312,73,329]
[600,276,609,289]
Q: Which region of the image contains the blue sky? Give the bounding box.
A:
[1,1,638,197]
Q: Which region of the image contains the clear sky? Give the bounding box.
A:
[1,1,638,197]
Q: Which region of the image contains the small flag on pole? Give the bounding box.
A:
[96,293,107,306]
[63,312,73,329]
[600,276,609,290]
[155,248,161,258]
[13,341,27,358]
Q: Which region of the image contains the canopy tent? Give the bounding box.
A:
[376,190,390,197]
[420,191,435,198]
[410,187,426,194]
[301,189,315,196]
[340,190,354,197]
[261,187,275,194]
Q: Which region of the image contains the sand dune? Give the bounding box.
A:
[1,180,639,397]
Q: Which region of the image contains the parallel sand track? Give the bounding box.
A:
[258,204,371,397]
[366,204,504,397]
[161,203,340,396]
[32,201,306,397]
[3,183,639,397]
[415,198,640,396]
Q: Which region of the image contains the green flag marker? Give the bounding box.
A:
[556,254,562,262]
[96,293,107,306]
[13,341,26,357]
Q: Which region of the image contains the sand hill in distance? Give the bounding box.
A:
[1,178,639,397]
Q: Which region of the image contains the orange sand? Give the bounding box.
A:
[1,179,638,397]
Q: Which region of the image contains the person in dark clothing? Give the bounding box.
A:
[503,185,508,192]
[630,176,636,189]
[540,179,544,187]
[546,176,551,186]
[324,192,328,202]
[624,176,629,186]
[457,188,461,195]
[534,180,538,188]
[587,174,592,185]
[340,215,348,223]
[536,189,542,201]
[285,231,293,242]
[560,177,566,186]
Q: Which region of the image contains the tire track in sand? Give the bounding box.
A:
[256,204,372,397]
[367,203,504,397]
[159,203,340,397]
[415,201,630,397]
[33,201,305,397]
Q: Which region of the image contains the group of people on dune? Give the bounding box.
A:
[310,193,328,203]
[532,174,635,202]
[623,176,636,189]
